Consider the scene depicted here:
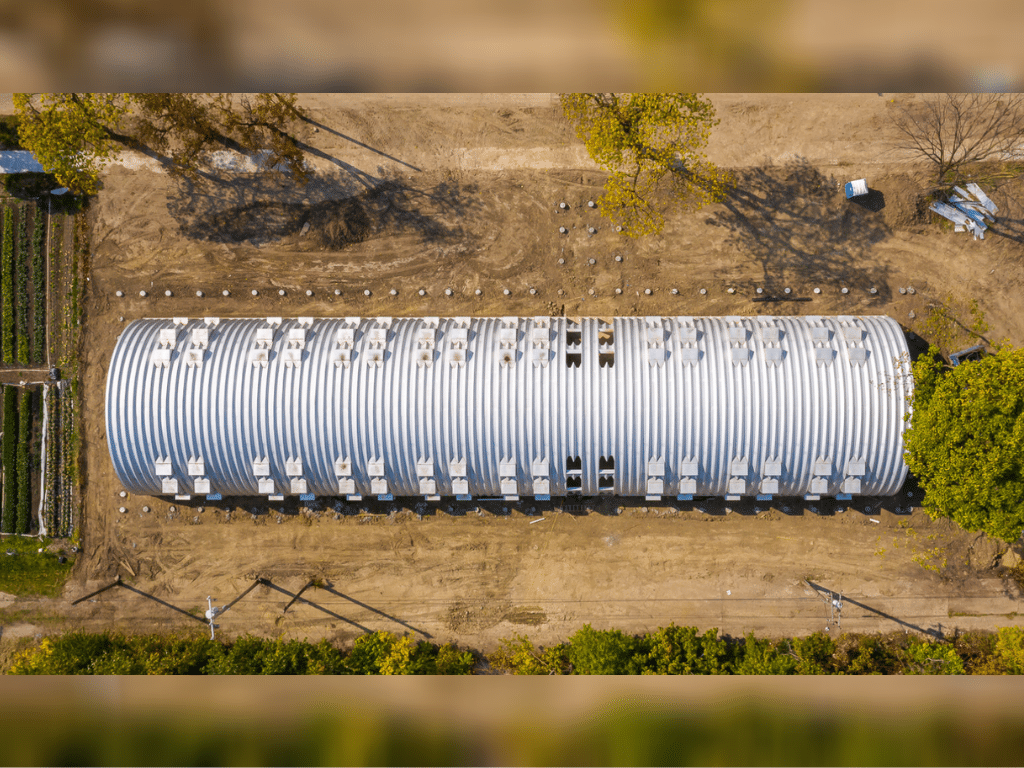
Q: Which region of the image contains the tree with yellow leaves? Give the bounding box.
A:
[13,93,309,196]
[12,93,127,196]
[560,93,731,237]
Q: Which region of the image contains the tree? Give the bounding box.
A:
[14,93,309,195]
[642,625,734,674]
[904,346,1024,543]
[565,624,646,674]
[126,93,309,183]
[12,94,128,196]
[888,93,1024,184]
[487,634,566,675]
[903,638,965,675]
[560,93,731,237]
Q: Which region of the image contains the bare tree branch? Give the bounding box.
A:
[889,94,1024,183]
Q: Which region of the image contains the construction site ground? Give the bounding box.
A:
[3,93,1024,659]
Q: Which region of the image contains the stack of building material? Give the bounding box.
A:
[928,183,998,240]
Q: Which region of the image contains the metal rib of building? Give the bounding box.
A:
[105,315,912,502]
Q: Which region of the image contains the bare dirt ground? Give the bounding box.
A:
[4,93,1024,657]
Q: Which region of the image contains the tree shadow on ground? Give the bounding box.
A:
[166,166,479,248]
[981,179,1024,245]
[705,158,893,297]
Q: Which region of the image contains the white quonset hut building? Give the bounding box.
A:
[106,315,912,503]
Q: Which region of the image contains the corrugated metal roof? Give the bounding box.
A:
[106,315,912,500]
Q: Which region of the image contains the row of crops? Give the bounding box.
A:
[1,200,80,538]
[0,384,36,534]
[1,202,46,365]
[43,381,77,537]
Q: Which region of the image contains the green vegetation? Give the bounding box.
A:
[920,292,993,356]
[1,386,16,533]
[8,630,474,675]
[13,93,309,195]
[489,624,1010,675]
[14,205,28,364]
[1,205,12,363]
[0,534,73,597]
[41,384,57,533]
[7,623,1024,675]
[0,114,22,149]
[904,345,1024,542]
[560,93,731,237]
[16,388,32,534]
[31,205,44,363]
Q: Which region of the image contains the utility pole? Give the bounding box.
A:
[804,580,844,633]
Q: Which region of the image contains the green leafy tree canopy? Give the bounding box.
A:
[12,93,127,196]
[904,345,1024,542]
[560,93,731,237]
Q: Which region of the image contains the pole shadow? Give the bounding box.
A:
[299,116,423,172]
[321,583,433,639]
[806,580,942,638]
[71,575,207,625]
[260,578,370,633]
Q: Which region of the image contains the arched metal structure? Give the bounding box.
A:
[106,315,912,502]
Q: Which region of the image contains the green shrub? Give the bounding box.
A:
[565,624,648,674]
[992,626,1024,674]
[345,631,443,675]
[642,624,735,674]
[733,633,799,675]
[488,634,567,675]
[790,631,838,674]
[903,638,965,674]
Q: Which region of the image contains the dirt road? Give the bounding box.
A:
[5,93,1024,653]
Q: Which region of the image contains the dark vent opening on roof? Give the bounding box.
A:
[567,475,582,489]
[599,456,615,471]
[598,352,614,368]
[566,353,582,368]
[566,456,582,472]
[598,476,614,489]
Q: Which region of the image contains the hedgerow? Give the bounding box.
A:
[1,207,12,363]
[6,625,1024,676]
[1,385,17,533]
[31,205,44,363]
[16,388,32,533]
[8,631,477,675]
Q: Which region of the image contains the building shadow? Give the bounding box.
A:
[704,157,893,296]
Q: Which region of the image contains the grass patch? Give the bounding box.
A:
[0,535,75,597]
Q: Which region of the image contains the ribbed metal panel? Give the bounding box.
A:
[106,315,912,499]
